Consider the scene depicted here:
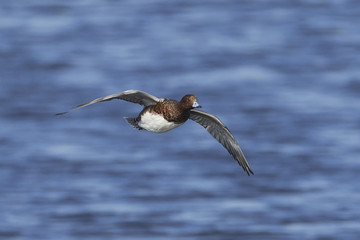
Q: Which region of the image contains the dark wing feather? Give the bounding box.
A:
[57,90,161,115]
[189,109,253,175]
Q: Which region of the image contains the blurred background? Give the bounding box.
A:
[1,0,360,239]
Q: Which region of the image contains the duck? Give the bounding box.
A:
[57,90,253,175]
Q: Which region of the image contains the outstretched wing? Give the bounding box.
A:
[57,90,161,115]
[189,109,253,175]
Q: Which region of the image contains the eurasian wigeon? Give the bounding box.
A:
[57,90,253,175]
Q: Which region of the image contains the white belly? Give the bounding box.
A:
[138,111,183,133]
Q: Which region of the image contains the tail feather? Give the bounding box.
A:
[124,117,142,130]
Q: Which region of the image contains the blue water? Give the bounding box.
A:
[1,0,360,239]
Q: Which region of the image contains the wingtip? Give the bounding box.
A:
[55,111,68,116]
[245,167,254,176]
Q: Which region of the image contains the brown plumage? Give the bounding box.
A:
[57,90,253,175]
[139,95,197,124]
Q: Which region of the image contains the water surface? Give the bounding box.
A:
[1,0,360,239]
